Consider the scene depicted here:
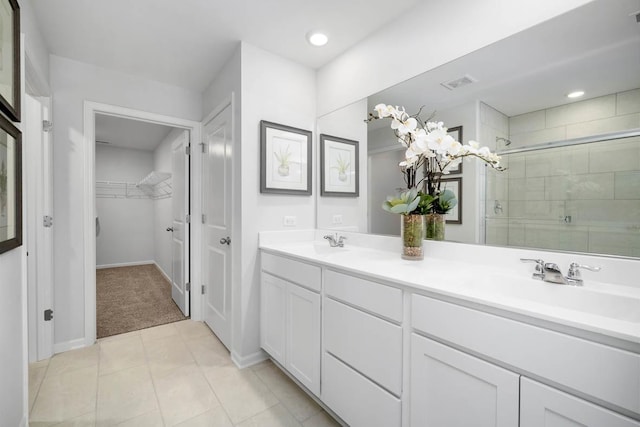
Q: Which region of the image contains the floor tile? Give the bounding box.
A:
[185,335,237,382]
[173,406,233,427]
[144,334,195,379]
[30,358,51,369]
[208,369,278,424]
[140,322,179,344]
[30,365,98,424]
[154,363,220,426]
[54,411,96,426]
[96,365,158,426]
[255,365,322,422]
[174,320,213,341]
[46,345,100,377]
[250,359,274,372]
[302,411,342,427]
[236,404,302,427]
[116,410,164,426]
[99,335,146,376]
[98,330,141,344]
[29,365,48,412]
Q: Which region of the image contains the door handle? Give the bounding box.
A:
[219,237,231,245]
[166,227,174,232]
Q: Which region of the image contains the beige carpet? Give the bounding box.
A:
[96,264,186,338]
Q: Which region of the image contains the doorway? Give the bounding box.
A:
[83,102,202,345]
[94,114,190,338]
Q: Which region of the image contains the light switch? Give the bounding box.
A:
[332,214,343,225]
[283,216,297,227]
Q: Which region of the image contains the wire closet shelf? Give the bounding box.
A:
[96,171,172,200]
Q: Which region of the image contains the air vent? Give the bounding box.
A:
[441,74,477,91]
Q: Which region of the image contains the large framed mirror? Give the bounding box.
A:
[316,0,640,258]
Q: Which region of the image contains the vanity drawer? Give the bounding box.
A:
[324,297,403,396]
[261,252,321,292]
[322,352,401,427]
[412,294,640,416]
[324,269,403,322]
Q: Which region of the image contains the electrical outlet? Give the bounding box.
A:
[332,214,343,225]
[283,216,297,227]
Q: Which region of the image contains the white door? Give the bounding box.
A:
[202,104,232,348]
[25,95,54,361]
[521,378,640,427]
[171,130,190,316]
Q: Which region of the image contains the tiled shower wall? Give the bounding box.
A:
[485,89,640,257]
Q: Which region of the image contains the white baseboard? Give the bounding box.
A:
[153,262,171,282]
[20,414,27,427]
[96,260,154,269]
[231,349,269,369]
[53,338,87,354]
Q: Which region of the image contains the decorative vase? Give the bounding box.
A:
[277,164,290,176]
[426,213,445,241]
[401,214,424,260]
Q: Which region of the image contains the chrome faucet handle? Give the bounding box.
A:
[566,262,601,286]
[520,258,544,279]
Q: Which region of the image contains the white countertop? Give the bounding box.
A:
[259,230,640,348]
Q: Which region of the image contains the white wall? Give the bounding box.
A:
[50,55,202,346]
[316,0,593,116]
[95,145,154,267]
[316,99,368,231]
[153,129,183,278]
[21,0,50,94]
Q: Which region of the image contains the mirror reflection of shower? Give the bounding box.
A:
[496,137,511,150]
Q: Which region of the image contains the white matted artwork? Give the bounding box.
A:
[260,120,312,195]
[0,113,21,254]
[440,176,462,224]
[320,134,359,197]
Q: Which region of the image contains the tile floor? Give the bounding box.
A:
[29,320,341,427]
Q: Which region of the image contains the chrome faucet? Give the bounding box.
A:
[521,259,601,286]
[324,233,347,248]
[565,262,601,286]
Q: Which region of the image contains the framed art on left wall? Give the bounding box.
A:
[0,0,20,122]
[0,113,22,254]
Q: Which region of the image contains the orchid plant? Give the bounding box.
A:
[368,104,504,214]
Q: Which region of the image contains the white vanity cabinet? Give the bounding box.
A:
[260,253,321,396]
[520,378,640,427]
[322,269,403,427]
[410,333,520,427]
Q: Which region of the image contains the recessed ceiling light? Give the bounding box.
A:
[307,31,328,47]
[567,91,585,99]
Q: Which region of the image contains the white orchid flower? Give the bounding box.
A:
[426,128,456,154]
[391,116,418,135]
[374,103,395,118]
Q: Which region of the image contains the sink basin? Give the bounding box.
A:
[311,242,350,256]
[476,275,640,323]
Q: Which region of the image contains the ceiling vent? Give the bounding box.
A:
[441,74,477,91]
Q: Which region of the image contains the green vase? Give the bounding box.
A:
[401,214,424,260]
[426,213,445,241]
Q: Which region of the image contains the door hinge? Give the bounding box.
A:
[44,309,54,321]
[186,214,191,223]
[42,120,53,132]
[185,144,191,156]
[43,216,53,227]
[186,282,191,292]
[201,214,206,224]
[200,142,206,153]
[201,285,205,295]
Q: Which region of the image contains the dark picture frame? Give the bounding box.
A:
[0,112,22,254]
[440,176,462,225]
[447,126,462,174]
[0,0,20,122]
[260,120,312,195]
[320,134,359,197]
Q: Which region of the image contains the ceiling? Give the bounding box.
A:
[32,0,419,92]
[95,114,175,151]
[368,0,640,123]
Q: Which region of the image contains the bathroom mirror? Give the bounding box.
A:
[316,0,640,258]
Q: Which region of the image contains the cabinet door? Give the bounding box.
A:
[287,283,321,396]
[521,378,640,427]
[260,273,286,366]
[410,334,519,427]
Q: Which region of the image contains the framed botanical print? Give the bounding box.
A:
[0,112,21,254]
[320,134,359,197]
[0,0,20,122]
[440,176,462,224]
[447,126,462,174]
[260,120,312,195]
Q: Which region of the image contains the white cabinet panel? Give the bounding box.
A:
[521,378,640,427]
[262,252,321,292]
[324,269,403,322]
[260,273,286,366]
[410,333,519,427]
[287,284,321,396]
[322,352,401,427]
[324,297,403,395]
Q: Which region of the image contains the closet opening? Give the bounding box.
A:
[94,113,191,339]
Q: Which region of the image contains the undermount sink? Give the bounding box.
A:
[477,275,640,323]
[311,242,350,255]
